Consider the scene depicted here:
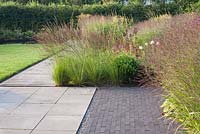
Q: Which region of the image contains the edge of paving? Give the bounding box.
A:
[76,87,98,134]
[0,57,50,85]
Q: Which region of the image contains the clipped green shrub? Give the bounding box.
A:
[81,3,181,23]
[81,3,122,16]
[147,3,181,16]
[114,54,139,83]
[0,2,80,32]
[82,3,149,22]
[120,4,149,22]
[0,29,34,43]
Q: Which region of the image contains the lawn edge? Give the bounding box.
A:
[0,56,50,83]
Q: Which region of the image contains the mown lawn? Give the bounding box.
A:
[0,44,47,82]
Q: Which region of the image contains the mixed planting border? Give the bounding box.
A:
[36,12,200,133]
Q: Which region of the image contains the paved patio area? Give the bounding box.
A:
[0,87,96,134]
[0,59,96,134]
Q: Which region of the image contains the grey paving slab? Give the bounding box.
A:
[47,103,88,116]
[0,59,55,87]
[78,87,178,134]
[0,103,20,114]
[35,116,82,131]
[0,115,42,129]
[66,87,96,95]
[0,91,32,103]
[25,87,67,104]
[0,129,31,134]
[11,103,53,116]
[0,87,9,94]
[5,87,39,94]
[31,130,76,134]
[57,94,93,104]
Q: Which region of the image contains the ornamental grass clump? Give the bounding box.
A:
[36,15,140,86]
[53,49,119,86]
[78,14,131,50]
[127,14,171,49]
[145,13,200,133]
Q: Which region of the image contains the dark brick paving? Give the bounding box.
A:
[77,87,177,134]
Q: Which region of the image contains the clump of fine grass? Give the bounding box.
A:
[53,48,119,86]
[145,13,200,133]
[53,49,139,86]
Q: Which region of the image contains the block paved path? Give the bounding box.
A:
[0,58,96,134]
[78,87,177,134]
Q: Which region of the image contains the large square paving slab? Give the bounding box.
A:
[0,115,42,129]
[47,103,88,116]
[0,86,96,134]
[25,87,67,104]
[0,129,31,134]
[35,116,82,131]
[11,103,53,116]
[31,130,75,134]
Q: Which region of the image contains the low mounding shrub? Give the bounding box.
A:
[114,54,139,83]
[0,29,34,43]
[145,13,200,133]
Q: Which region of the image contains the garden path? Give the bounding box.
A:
[78,87,177,134]
[0,59,96,134]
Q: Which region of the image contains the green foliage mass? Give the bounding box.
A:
[0,2,80,32]
[53,51,140,86]
[114,54,140,83]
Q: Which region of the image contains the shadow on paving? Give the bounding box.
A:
[77,87,178,134]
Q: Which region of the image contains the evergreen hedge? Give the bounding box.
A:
[0,3,80,32]
[0,2,181,42]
